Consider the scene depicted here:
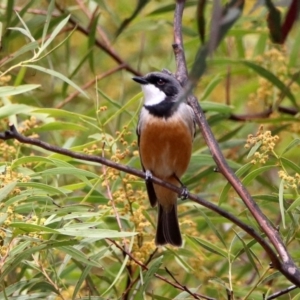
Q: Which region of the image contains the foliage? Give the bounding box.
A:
[0,0,300,299]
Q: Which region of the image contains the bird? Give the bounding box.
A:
[132,71,195,246]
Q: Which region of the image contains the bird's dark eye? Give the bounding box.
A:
[157,79,165,85]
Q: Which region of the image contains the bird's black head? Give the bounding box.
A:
[133,72,182,117]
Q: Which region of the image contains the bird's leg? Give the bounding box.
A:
[145,170,153,181]
[174,174,189,200]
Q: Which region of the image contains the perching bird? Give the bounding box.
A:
[133,71,195,246]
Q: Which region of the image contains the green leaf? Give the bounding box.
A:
[187,236,228,258]
[10,222,59,234]
[0,103,35,119]
[0,84,40,97]
[87,14,99,72]
[59,245,102,267]
[265,0,282,43]
[287,195,300,212]
[149,1,197,15]
[23,64,89,98]
[41,0,55,47]
[33,108,95,121]
[31,167,98,179]
[247,141,262,159]
[17,182,69,196]
[280,138,300,156]
[196,0,207,43]
[200,74,223,100]
[35,121,88,132]
[12,156,55,168]
[57,226,136,239]
[0,41,39,67]
[101,236,134,296]
[242,60,297,106]
[197,209,227,248]
[0,181,17,202]
[279,179,286,228]
[14,11,34,41]
[0,280,40,298]
[234,231,260,276]
[280,157,300,174]
[200,101,232,114]
[242,165,276,186]
[40,13,69,53]
[252,194,278,203]
[0,241,77,281]
[219,162,252,204]
[135,257,163,299]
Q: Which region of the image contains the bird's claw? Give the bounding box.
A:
[180,187,189,200]
[145,170,153,181]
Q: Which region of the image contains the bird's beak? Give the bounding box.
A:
[132,76,148,85]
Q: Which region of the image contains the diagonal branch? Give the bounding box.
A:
[172,0,300,287]
[0,124,280,267]
[55,3,141,77]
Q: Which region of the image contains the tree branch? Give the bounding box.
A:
[266,284,297,299]
[0,124,281,268]
[173,0,188,85]
[55,3,141,77]
[172,0,300,287]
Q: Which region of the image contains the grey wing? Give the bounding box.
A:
[183,103,196,139]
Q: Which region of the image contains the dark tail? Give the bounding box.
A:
[155,204,182,247]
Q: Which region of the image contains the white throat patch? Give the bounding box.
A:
[141,84,166,106]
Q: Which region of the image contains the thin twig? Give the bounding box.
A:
[165,267,201,299]
[122,249,158,299]
[101,143,123,232]
[108,239,214,300]
[266,285,298,299]
[55,64,126,109]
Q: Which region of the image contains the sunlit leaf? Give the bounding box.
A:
[0,84,40,97]
[279,179,286,228]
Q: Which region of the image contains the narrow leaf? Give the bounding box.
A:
[287,195,300,212]
[280,138,300,156]
[242,61,297,106]
[187,236,228,258]
[0,181,17,202]
[57,227,136,238]
[0,41,39,67]
[279,179,286,228]
[116,0,150,37]
[0,84,40,97]
[41,0,55,46]
[242,165,276,186]
[39,15,70,53]
[23,64,89,98]
[265,0,282,43]
[196,0,207,43]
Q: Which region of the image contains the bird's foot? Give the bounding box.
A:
[145,170,153,181]
[180,187,189,200]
